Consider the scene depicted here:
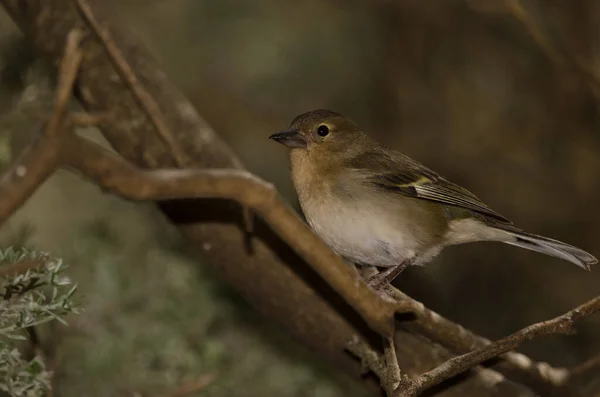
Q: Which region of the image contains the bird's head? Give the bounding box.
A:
[269,109,367,155]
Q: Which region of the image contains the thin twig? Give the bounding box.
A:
[569,353,600,380]
[504,0,564,65]
[394,295,600,397]
[502,0,600,95]
[76,0,191,167]
[0,29,83,224]
[47,30,84,134]
[62,135,416,337]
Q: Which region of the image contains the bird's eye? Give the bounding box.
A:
[317,125,330,137]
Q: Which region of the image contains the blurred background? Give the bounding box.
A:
[0,1,599,396]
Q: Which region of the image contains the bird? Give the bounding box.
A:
[269,109,597,289]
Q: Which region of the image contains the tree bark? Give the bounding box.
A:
[0,1,537,396]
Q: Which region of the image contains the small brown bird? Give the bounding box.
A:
[269,109,597,288]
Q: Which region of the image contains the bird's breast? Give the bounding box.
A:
[289,150,446,267]
[296,181,436,267]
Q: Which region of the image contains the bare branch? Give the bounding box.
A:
[569,353,600,381]
[0,29,83,224]
[394,295,600,397]
[357,267,572,394]
[76,0,191,166]
[470,0,600,96]
[47,30,84,135]
[504,0,565,65]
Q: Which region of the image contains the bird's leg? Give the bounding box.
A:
[367,259,413,290]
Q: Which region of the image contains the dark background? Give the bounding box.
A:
[0,1,599,396]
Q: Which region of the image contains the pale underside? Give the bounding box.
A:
[294,165,508,268]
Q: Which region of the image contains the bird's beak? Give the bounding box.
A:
[269,128,307,149]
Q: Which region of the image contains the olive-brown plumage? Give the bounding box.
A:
[269,109,597,287]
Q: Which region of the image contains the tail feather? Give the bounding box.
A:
[495,227,597,271]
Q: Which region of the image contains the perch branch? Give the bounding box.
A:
[61,135,417,337]
[393,295,600,397]
[357,267,572,394]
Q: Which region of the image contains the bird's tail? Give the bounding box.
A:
[492,225,597,270]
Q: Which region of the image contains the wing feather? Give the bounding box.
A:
[350,150,512,224]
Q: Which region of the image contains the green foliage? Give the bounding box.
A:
[0,247,80,397]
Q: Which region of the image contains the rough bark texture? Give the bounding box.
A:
[0,1,538,396]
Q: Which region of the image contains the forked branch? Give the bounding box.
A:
[391,296,600,397]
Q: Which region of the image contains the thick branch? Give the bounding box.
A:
[62,135,416,337]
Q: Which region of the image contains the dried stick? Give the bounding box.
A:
[0,30,83,224]
[76,0,190,167]
[62,135,416,337]
[393,295,600,397]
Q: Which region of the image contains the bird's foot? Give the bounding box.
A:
[367,260,412,291]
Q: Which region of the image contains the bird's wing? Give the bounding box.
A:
[351,150,512,224]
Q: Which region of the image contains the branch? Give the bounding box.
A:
[76,0,191,167]
[393,295,600,397]
[61,135,416,337]
[358,267,572,395]
[0,29,83,224]
[470,0,600,96]
[569,353,600,381]
[504,0,565,66]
